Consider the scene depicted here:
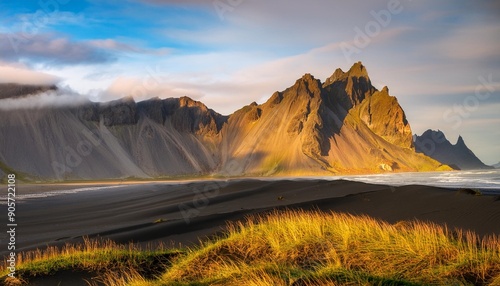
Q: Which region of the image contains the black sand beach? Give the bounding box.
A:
[2,179,499,259]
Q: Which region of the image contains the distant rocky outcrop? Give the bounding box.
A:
[0,62,451,180]
[493,162,500,169]
[414,130,492,170]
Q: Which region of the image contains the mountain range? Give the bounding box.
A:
[1,62,487,181]
[414,130,493,170]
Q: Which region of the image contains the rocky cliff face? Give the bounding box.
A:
[356,87,413,148]
[0,62,451,180]
[78,96,226,134]
[414,130,492,170]
[0,95,226,180]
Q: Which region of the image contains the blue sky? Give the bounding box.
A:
[0,0,499,164]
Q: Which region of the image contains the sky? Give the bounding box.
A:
[0,0,499,164]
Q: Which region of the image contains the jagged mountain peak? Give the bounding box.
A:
[1,63,452,179]
[281,73,323,101]
[178,96,208,111]
[432,129,445,136]
[296,73,322,89]
[324,61,370,87]
[323,62,375,111]
[300,73,317,81]
[419,129,447,140]
[348,61,369,78]
[325,68,345,85]
[218,62,445,175]
[456,135,466,147]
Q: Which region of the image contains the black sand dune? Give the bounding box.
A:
[2,179,499,258]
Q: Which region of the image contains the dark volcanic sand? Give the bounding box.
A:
[2,179,500,258]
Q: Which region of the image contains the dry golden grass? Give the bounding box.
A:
[93,268,151,286]
[0,237,178,286]
[2,211,500,285]
[161,210,500,285]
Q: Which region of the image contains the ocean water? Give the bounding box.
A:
[333,169,500,195]
[2,169,499,205]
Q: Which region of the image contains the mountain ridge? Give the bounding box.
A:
[0,83,58,100]
[0,62,451,180]
[414,129,492,170]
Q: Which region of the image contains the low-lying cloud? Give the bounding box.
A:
[0,88,90,110]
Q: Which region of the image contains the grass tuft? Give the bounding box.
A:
[162,210,500,285]
[2,211,499,285]
[0,237,180,285]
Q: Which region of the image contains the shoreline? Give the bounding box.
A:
[3,168,500,194]
[1,178,499,259]
[2,172,499,204]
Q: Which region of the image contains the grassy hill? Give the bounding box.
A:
[2,210,500,285]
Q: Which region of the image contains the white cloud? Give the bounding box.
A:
[88,39,171,56]
[0,63,60,85]
[0,32,113,65]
